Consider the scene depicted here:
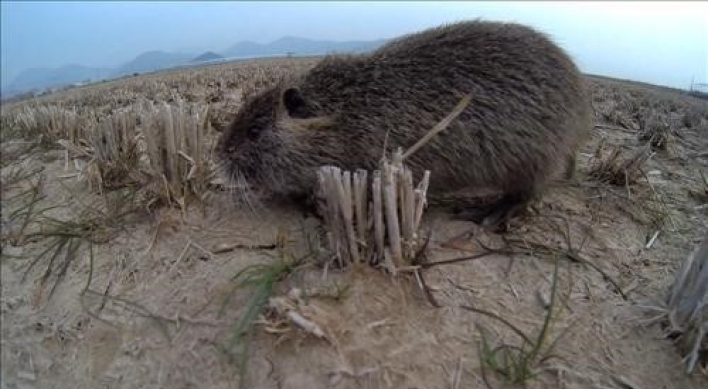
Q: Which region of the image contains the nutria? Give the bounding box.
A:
[216,20,591,227]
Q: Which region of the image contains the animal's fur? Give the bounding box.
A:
[216,20,591,227]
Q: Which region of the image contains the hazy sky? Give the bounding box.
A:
[2,1,707,90]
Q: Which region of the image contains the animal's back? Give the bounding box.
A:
[298,20,590,196]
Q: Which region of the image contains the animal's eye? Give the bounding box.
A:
[246,127,260,141]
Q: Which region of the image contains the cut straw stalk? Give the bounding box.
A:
[400,168,413,240]
[382,160,403,265]
[413,171,431,232]
[353,169,368,248]
[372,171,385,260]
[401,94,471,161]
[337,170,359,263]
[317,167,348,266]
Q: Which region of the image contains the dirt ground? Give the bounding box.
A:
[2,60,707,389]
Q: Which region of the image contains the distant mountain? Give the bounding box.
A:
[191,51,224,63]
[8,64,111,92]
[111,50,194,77]
[223,40,264,57]
[5,36,389,96]
[223,36,388,58]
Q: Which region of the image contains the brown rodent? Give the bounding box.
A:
[216,20,591,227]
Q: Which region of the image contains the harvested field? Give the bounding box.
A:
[1,57,707,389]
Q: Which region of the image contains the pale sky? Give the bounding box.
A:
[1,1,707,90]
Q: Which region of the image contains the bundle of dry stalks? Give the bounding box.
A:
[54,99,215,211]
[639,113,672,151]
[316,95,471,272]
[585,140,670,228]
[7,104,84,145]
[588,140,653,187]
[86,108,142,191]
[317,153,431,272]
[55,108,140,193]
[663,235,708,374]
[139,99,215,209]
[682,105,706,129]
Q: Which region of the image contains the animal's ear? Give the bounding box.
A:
[282,87,312,118]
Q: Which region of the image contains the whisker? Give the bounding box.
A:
[237,171,264,215]
[213,155,266,215]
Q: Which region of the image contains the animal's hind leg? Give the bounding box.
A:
[456,189,536,231]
